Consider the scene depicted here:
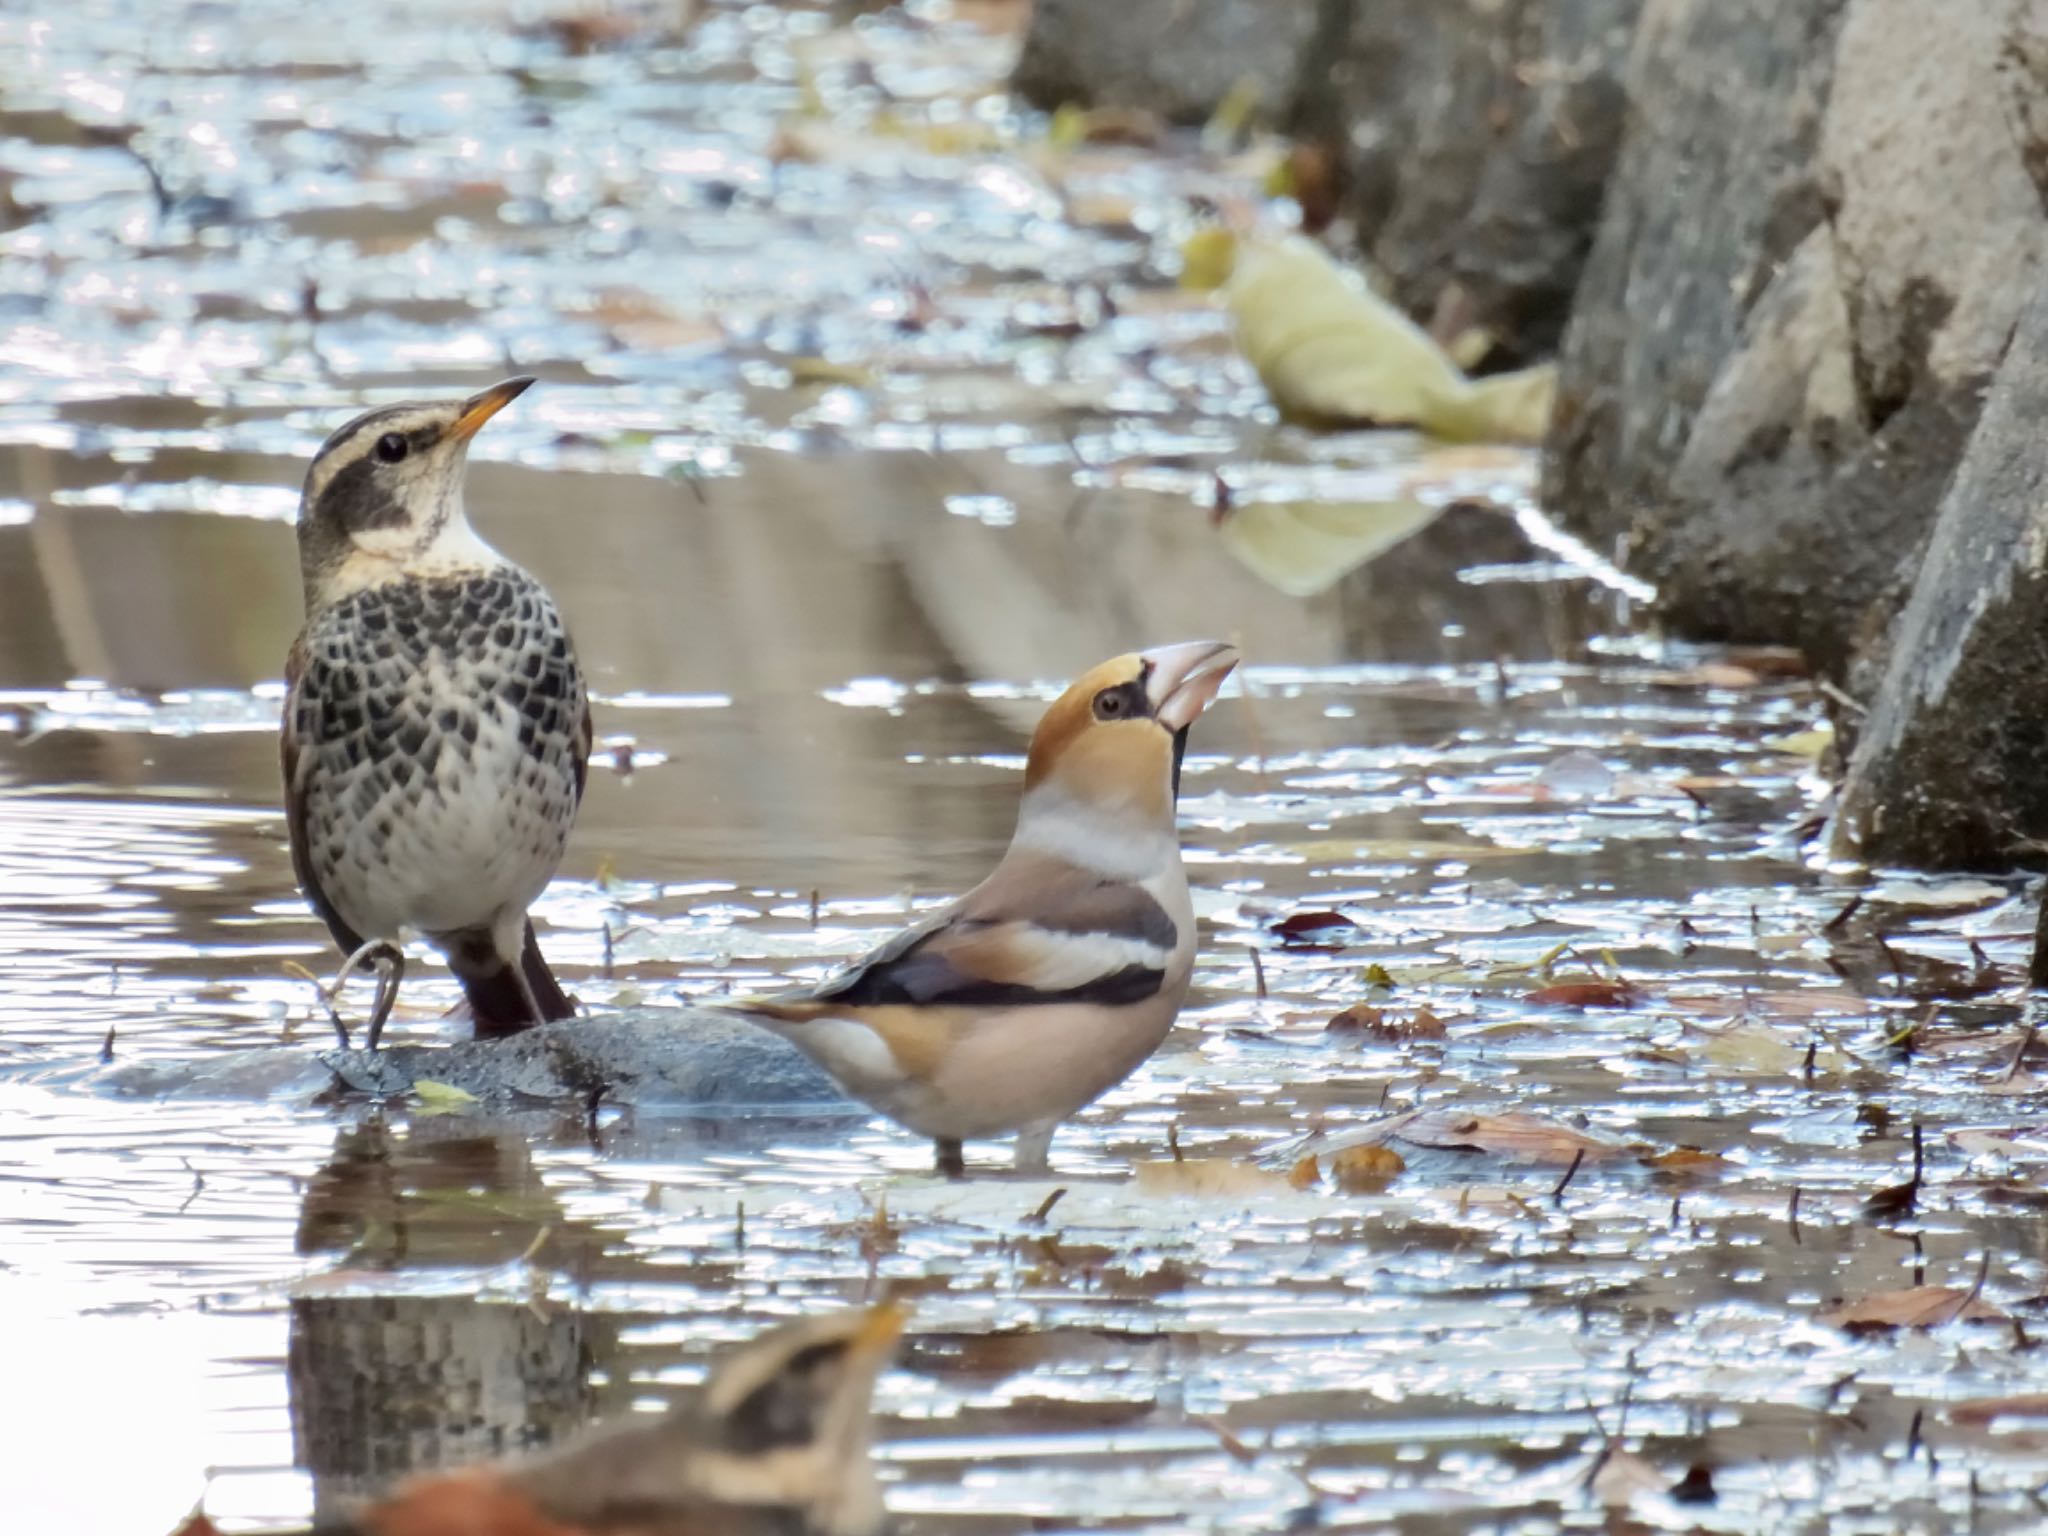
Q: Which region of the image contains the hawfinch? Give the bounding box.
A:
[732,641,1238,1176]
[349,1303,903,1536]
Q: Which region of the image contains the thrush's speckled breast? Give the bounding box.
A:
[281,377,590,1041]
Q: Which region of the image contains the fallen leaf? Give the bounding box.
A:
[1641,1146,1730,1175]
[1949,1126,2048,1159]
[1818,1286,2006,1331]
[1287,1155,1321,1190]
[1358,1107,1627,1164]
[1695,1022,1816,1074]
[166,1517,223,1536]
[1132,1158,1295,1197]
[412,1078,479,1113]
[1329,1143,1405,1192]
[1326,1003,1447,1042]
[1272,909,1357,941]
[1216,496,1444,596]
[1765,722,1835,759]
[1221,233,1555,442]
[1949,1395,2048,1425]
[1644,663,1763,689]
[1867,877,2007,910]
[1525,979,1641,1009]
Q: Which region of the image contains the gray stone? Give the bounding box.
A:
[1293,0,1644,362]
[1831,281,2048,871]
[1546,0,2048,682]
[1011,0,1318,126]
[75,1004,852,1110]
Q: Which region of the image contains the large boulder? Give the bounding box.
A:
[1545,0,2048,687]
[1010,0,1318,126]
[1829,283,2048,872]
[1290,0,1644,363]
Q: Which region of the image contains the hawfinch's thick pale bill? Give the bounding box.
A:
[353,1304,904,1536]
[738,641,1239,1177]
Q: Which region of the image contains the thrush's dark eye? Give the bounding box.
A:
[374,432,409,464]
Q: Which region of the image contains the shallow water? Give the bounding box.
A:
[6,3,2048,1533]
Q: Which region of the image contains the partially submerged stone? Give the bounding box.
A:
[78,1005,851,1111]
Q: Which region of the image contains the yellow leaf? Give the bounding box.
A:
[1179,226,1239,292]
[1765,722,1835,759]
[1225,235,1555,442]
[1216,497,1443,596]
[412,1078,478,1114]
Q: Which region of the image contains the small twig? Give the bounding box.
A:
[1803,1036,1818,1086]
[1026,1187,1068,1225]
[1940,1252,1993,1326]
[809,888,821,929]
[2006,1015,2040,1084]
[1824,895,1863,935]
[601,921,615,980]
[1551,1148,1586,1205]
[1819,678,1867,717]
[1168,1122,1184,1163]
[99,1025,115,1063]
[734,1201,745,1253]
[1249,946,1267,1000]
[1788,1187,1803,1245]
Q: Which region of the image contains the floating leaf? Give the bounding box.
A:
[412,1078,479,1114]
[1223,234,1555,442]
[1818,1286,2005,1331]
[1326,1003,1447,1042]
[1765,722,1835,759]
[1272,909,1357,942]
[1949,1395,2048,1424]
[1590,1448,1665,1506]
[1641,1146,1730,1175]
[1525,979,1641,1009]
[1216,496,1443,597]
[1354,1107,1627,1165]
[1644,663,1763,689]
[1131,1158,1295,1197]
[1329,1143,1405,1192]
[1287,1155,1321,1190]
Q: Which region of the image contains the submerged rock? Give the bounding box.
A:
[79,1005,851,1110]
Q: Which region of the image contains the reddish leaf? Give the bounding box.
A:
[1326,1003,1447,1041]
[1818,1286,2006,1331]
[1273,910,1357,942]
[1525,979,1641,1009]
[1328,1143,1405,1192]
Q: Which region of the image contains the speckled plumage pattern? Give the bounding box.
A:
[283,567,588,1009]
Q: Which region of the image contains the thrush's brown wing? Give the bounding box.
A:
[280,632,367,957]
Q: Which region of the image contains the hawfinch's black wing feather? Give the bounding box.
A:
[809,859,1178,1010]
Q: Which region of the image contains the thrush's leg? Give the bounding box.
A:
[330,938,407,1052]
[1012,1119,1058,1175]
[934,1138,966,1180]
[363,947,407,1052]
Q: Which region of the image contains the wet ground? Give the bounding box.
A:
[6,3,2048,1533]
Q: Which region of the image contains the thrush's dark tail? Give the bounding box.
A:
[450,920,574,1038]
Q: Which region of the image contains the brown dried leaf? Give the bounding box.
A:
[1644,663,1763,690]
[1818,1286,2006,1331]
[1274,909,1357,942]
[1590,1448,1665,1505]
[1326,1003,1447,1041]
[1329,1143,1405,1192]
[1287,1155,1321,1190]
[1370,1107,1627,1164]
[1641,1145,1730,1175]
[1525,979,1641,1009]
[1949,1394,2048,1425]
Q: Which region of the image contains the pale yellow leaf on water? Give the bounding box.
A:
[1949,1126,2048,1158]
[1223,234,1555,442]
[1216,497,1444,596]
[1443,326,1495,372]
[1349,1107,1626,1164]
[1868,878,2007,910]
[412,1078,478,1114]
[1765,722,1835,759]
[1179,226,1240,292]
[1131,1157,1296,1198]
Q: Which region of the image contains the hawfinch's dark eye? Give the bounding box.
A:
[375,432,409,464]
[1092,685,1137,721]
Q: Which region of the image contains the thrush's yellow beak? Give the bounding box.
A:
[450,376,536,441]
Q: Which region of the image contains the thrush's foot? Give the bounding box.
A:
[329,938,407,1052]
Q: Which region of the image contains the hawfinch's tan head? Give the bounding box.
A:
[1022,640,1238,823]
